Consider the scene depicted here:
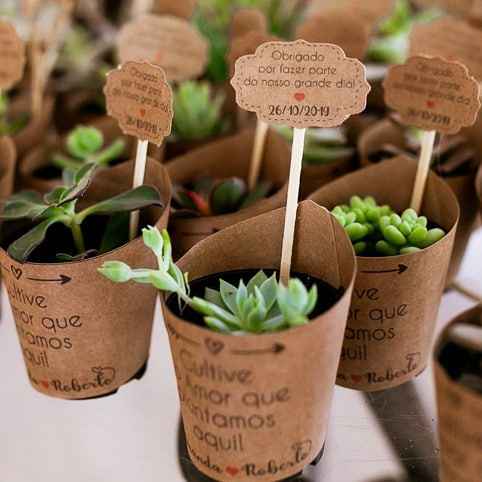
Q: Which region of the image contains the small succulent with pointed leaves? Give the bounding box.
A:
[52,125,126,174]
[99,227,318,334]
[173,176,272,216]
[275,125,355,166]
[0,93,29,136]
[172,81,227,141]
[1,164,162,262]
[333,196,445,256]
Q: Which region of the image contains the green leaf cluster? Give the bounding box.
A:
[173,177,272,216]
[99,227,318,335]
[276,125,355,166]
[332,196,445,256]
[172,81,227,142]
[52,125,126,174]
[1,164,162,262]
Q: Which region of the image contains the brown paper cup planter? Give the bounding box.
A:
[167,128,291,257]
[162,201,356,482]
[11,95,55,159]
[17,116,138,194]
[0,159,172,399]
[309,158,459,391]
[434,306,482,482]
[358,118,480,285]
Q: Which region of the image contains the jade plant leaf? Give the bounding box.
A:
[67,126,104,158]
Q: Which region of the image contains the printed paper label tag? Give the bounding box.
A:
[296,9,370,61]
[104,61,173,145]
[231,40,370,128]
[0,21,26,90]
[410,17,482,81]
[384,55,481,134]
[118,14,208,82]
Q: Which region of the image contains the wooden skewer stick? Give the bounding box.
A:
[129,139,149,240]
[410,130,436,212]
[248,120,269,190]
[280,127,306,285]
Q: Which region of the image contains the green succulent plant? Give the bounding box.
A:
[99,227,318,334]
[173,176,272,216]
[0,94,29,136]
[1,164,162,262]
[52,126,126,175]
[172,81,227,142]
[276,125,355,166]
[367,0,441,64]
[333,196,445,256]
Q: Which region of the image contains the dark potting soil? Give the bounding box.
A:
[0,210,150,263]
[166,268,344,328]
[438,323,482,395]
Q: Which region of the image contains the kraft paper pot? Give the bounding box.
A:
[167,127,290,257]
[0,159,172,400]
[309,157,459,391]
[11,95,55,159]
[0,136,17,318]
[358,118,479,285]
[18,116,138,194]
[162,200,356,482]
[434,306,482,482]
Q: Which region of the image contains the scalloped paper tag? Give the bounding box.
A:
[118,14,208,82]
[104,61,173,145]
[230,40,370,128]
[383,55,481,135]
[0,21,26,91]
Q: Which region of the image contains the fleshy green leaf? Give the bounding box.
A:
[8,216,66,262]
[99,212,129,254]
[1,191,48,220]
[67,126,104,159]
[246,270,268,295]
[98,261,133,282]
[210,178,246,215]
[219,279,238,314]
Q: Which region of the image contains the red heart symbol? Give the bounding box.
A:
[294,92,305,102]
[351,374,362,384]
[426,100,435,109]
[226,466,239,477]
[140,108,146,117]
[40,380,49,389]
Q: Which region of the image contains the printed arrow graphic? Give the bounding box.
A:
[27,275,72,285]
[361,264,408,275]
[231,343,285,355]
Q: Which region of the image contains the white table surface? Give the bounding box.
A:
[1,228,481,482]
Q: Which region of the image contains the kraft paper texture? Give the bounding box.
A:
[358,118,479,285]
[162,200,356,482]
[1,159,172,399]
[434,305,482,482]
[167,127,291,257]
[11,94,55,158]
[309,157,459,391]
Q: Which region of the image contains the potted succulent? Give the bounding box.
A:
[99,200,356,481]
[309,157,459,391]
[274,125,358,198]
[18,121,132,194]
[0,158,172,399]
[358,116,480,284]
[433,305,482,482]
[167,127,291,257]
[166,80,231,160]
